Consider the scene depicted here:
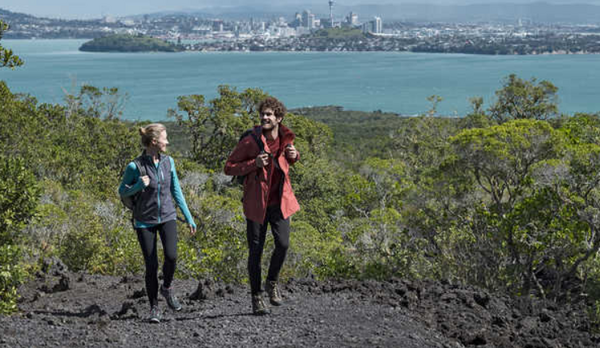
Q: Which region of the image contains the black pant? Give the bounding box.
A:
[247,205,290,295]
[136,219,178,307]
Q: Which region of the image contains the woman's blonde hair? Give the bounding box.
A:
[139,123,166,147]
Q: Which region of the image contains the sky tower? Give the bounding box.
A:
[328,0,334,28]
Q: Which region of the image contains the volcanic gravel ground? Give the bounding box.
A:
[1,261,599,347]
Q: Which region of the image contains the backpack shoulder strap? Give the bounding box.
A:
[133,157,146,177]
[250,127,264,153]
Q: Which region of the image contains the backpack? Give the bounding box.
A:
[232,127,263,185]
[121,158,147,210]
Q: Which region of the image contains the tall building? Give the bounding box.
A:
[302,10,311,28]
[362,17,383,34]
[292,12,302,28]
[308,13,316,29]
[213,19,224,32]
[346,12,358,26]
[374,16,382,34]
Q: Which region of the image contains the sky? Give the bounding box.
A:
[3,0,600,19]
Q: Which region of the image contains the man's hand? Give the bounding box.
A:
[256,152,270,168]
[285,144,298,160]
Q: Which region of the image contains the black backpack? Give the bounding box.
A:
[232,127,263,185]
[121,158,147,210]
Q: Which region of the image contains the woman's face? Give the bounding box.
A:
[152,130,169,152]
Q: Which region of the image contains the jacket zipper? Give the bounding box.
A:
[155,160,162,224]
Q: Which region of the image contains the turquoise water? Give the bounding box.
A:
[1,39,599,121]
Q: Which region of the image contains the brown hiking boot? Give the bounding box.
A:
[252,294,270,315]
[265,280,283,306]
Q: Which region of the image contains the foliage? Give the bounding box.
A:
[176,182,247,282]
[19,183,142,275]
[0,82,139,198]
[489,74,559,123]
[79,34,185,52]
[0,20,23,69]
[168,86,268,170]
[292,106,406,164]
[0,244,27,314]
[311,28,366,39]
[64,85,129,120]
[3,73,600,316]
[0,156,41,245]
[0,157,39,314]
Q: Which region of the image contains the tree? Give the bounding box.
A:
[168,85,268,169]
[489,74,558,123]
[434,118,600,299]
[426,95,443,116]
[0,20,23,69]
[458,97,493,129]
[64,85,129,120]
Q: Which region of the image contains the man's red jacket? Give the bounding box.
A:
[224,125,300,223]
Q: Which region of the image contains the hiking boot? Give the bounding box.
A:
[252,294,270,315]
[265,280,283,306]
[149,306,161,323]
[160,284,182,311]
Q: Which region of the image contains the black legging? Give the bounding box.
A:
[247,205,290,295]
[136,219,178,307]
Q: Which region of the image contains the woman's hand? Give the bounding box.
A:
[189,224,197,236]
[140,175,150,187]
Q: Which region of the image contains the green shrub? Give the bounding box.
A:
[0,244,27,314]
[0,156,40,313]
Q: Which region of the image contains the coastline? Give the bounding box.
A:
[4,38,600,56]
[3,39,600,119]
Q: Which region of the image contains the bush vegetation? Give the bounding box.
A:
[2,22,600,325]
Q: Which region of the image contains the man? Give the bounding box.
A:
[224,96,300,315]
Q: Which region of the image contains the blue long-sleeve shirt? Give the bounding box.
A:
[119,156,196,229]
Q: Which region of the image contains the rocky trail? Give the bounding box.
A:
[1,261,599,348]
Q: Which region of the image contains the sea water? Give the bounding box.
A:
[1,39,599,121]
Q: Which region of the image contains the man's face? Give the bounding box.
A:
[260,108,281,130]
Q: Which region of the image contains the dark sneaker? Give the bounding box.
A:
[252,294,270,315]
[160,284,182,311]
[149,306,161,323]
[265,280,283,306]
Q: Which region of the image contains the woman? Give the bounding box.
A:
[119,123,196,323]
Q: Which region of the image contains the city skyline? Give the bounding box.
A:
[4,0,600,19]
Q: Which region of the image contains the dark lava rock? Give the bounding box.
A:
[82,304,108,318]
[189,279,215,301]
[6,271,600,348]
[114,301,137,318]
[473,292,490,308]
[40,257,68,276]
[38,274,71,294]
[52,274,70,292]
[130,288,146,299]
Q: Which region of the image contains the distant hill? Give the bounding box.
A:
[4,2,600,28]
[335,2,600,23]
[79,34,184,53]
[0,8,37,21]
[165,2,600,24]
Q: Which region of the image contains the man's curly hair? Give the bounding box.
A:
[258,97,287,119]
